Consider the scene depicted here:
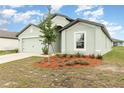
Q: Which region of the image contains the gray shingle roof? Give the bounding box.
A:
[17,13,112,41]
[51,13,74,22]
[0,30,18,39]
[58,18,112,41]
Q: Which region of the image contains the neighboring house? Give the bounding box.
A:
[112,38,124,46]
[17,13,113,55]
[0,30,18,50]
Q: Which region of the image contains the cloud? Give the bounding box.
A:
[7,5,24,8]
[0,7,44,24]
[0,18,8,31]
[0,9,17,17]
[51,5,63,13]
[83,7,104,21]
[75,6,124,38]
[75,5,97,15]
[13,10,44,23]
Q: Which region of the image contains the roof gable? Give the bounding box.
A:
[59,18,112,41]
[16,24,39,37]
[17,13,112,41]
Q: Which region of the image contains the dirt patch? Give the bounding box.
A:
[34,56,102,69]
[95,64,124,73]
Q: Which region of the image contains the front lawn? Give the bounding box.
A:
[0,47,124,88]
[103,46,124,66]
[0,49,18,56]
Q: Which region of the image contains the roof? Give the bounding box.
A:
[16,24,39,37]
[0,30,18,39]
[112,38,124,42]
[51,13,74,22]
[59,18,112,41]
[17,13,112,41]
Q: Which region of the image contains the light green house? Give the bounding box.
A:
[17,13,113,55]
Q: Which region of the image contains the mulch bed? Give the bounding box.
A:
[34,56,102,69]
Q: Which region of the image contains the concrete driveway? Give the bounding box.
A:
[0,53,47,64]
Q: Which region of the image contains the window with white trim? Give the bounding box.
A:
[74,32,85,50]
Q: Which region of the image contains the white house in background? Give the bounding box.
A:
[17,13,113,55]
[113,38,124,46]
[0,30,18,50]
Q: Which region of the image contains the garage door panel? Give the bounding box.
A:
[22,37,43,54]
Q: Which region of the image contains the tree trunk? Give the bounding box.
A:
[51,43,61,64]
[47,44,50,65]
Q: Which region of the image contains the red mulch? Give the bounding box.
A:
[34,56,102,69]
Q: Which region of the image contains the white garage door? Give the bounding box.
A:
[22,37,43,54]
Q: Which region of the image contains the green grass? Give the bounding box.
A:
[0,49,18,56]
[103,46,124,66]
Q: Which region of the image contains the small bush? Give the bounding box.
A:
[75,52,81,57]
[96,55,103,59]
[89,54,95,59]
[74,60,89,65]
[56,54,63,58]
[65,61,75,66]
[42,47,48,55]
[67,54,74,58]
[70,54,74,58]
[81,54,85,58]
[65,60,89,66]
[62,54,67,57]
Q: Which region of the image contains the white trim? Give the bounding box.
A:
[74,31,86,51]
[21,36,40,39]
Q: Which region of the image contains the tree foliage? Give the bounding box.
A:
[38,7,57,63]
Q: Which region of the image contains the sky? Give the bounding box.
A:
[0,5,124,40]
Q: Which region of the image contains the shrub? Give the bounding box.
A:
[70,54,74,58]
[65,60,89,66]
[74,60,89,65]
[42,47,48,55]
[10,49,18,53]
[89,54,95,59]
[64,61,75,66]
[81,54,85,58]
[78,61,89,65]
[56,54,63,58]
[67,54,74,58]
[75,52,81,57]
[62,54,67,57]
[96,54,103,59]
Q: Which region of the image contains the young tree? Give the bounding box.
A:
[39,6,57,64]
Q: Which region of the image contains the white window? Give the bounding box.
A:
[74,32,86,50]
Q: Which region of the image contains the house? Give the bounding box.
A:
[0,30,18,50]
[112,38,124,46]
[17,13,113,55]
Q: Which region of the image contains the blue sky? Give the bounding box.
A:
[0,5,124,40]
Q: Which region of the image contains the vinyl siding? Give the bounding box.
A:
[95,26,112,55]
[18,25,60,54]
[52,16,70,27]
[61,22,96,55]
[61,22,112,55]
[0,38,18,50]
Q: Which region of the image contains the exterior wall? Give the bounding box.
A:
[52,16,70,27]
[0,38,18,50]
[61,22,96,55]
[95,27,112,55]
[61,22,112,55]
[18,25,42,53]
[18,25,60,54]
